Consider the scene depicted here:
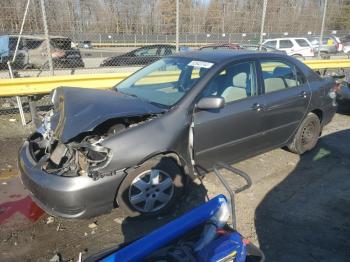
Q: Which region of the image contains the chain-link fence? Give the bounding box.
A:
[0,0,350,125]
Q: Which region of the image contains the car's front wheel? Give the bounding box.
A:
[116,157,185,217]
[288,112,321,154]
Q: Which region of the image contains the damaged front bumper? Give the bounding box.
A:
[18,141,126,219]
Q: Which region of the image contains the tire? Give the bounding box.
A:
[292,54,304,61]
[116,157,185,217]
[288,112,321,154]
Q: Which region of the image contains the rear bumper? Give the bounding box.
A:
[322,102,337,127]
[18,141,125,219]
[337,86,350,109]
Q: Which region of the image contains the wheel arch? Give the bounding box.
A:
[310,108,323,124]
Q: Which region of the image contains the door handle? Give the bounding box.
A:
[299,91,308,98]
[252,103,264,112]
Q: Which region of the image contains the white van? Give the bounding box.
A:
[262,37,314,59]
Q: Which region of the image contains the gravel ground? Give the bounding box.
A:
[0,113,349,262]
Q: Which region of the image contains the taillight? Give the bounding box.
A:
[332,83,341,93]
[328,83,339,100]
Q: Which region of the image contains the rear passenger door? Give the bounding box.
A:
[259,59,311,147]
[278,39,294,55]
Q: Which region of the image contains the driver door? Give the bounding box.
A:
[193,61,266,169]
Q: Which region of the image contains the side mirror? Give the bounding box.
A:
[197,96,225,110]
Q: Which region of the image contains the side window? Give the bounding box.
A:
[295,39,310,47]
[24,39,44,50]
[134,48,158,57]
[279,40,293,48]
[264,41,277,48]
[202,62,257,103]
[159,47,174,56]
[261,60,299,93]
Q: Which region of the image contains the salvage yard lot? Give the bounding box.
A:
[0,113,350,261]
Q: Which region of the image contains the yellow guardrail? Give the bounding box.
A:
[0,73,129,97]
[0,59,349,97]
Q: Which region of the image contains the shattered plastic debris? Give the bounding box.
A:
[47,216,54,224]
[49,253,62,262]
[113,217,123,224]
[88,222,97,229]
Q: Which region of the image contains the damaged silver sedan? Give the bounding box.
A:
[19,51,336,218]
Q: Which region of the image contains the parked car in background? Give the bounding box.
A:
[19,51,337,219]
[100,44,175,67]
[0,35,29,69]
[308,35,341,57]
[239,44,287,54]
[342,35,350,55]
[22,35,84,69]
[80,40,92,49]
[343,43,350,55]
[199,43,241,51]
[262,37,314,59]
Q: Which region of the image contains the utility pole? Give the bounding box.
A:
[318,0,328,58]
[40,0,54,75]
[259,0,268,45]
[176,0,179,52]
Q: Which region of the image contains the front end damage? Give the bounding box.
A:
[29,112,155,180]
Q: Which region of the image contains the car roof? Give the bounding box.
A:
[4,34,70,40]
[264,37,308,41]
[138,44,175,48]
[173,50,288,63]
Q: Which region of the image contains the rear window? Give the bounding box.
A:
[295,39,311,47]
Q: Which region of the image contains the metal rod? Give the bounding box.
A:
[12,0,31,63]
[318,0,328,58]
[40,0,54,75]
[212,162,252,230]
[259,0,268,45]
[176,0,179,52]
[16,96,26,126]
[7,0,31,126]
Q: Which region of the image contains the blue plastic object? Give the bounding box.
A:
[101,195,227,262]
[196,231,247,262]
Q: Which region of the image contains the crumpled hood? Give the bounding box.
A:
[50,87,165,143]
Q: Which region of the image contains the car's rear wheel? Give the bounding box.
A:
[116,157,185,217]
[288,112,321,154]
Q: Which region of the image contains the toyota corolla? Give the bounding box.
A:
[18,51,337,218]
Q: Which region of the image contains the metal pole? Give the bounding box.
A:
[318,0,328,58]
[259,0,268,45]
[7,0,31,126]
[12,0,31,63]
[40,0,54,75]
[176,0,179,52]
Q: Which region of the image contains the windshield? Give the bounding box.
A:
[115,57,214,107]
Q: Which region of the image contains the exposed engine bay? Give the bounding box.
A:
[28,110,155,179]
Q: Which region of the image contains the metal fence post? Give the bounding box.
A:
[40,0,54,75]
[176,0,179,52]
[259,0,268,45]
[7,0,31,126]
[318,0,328,58]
